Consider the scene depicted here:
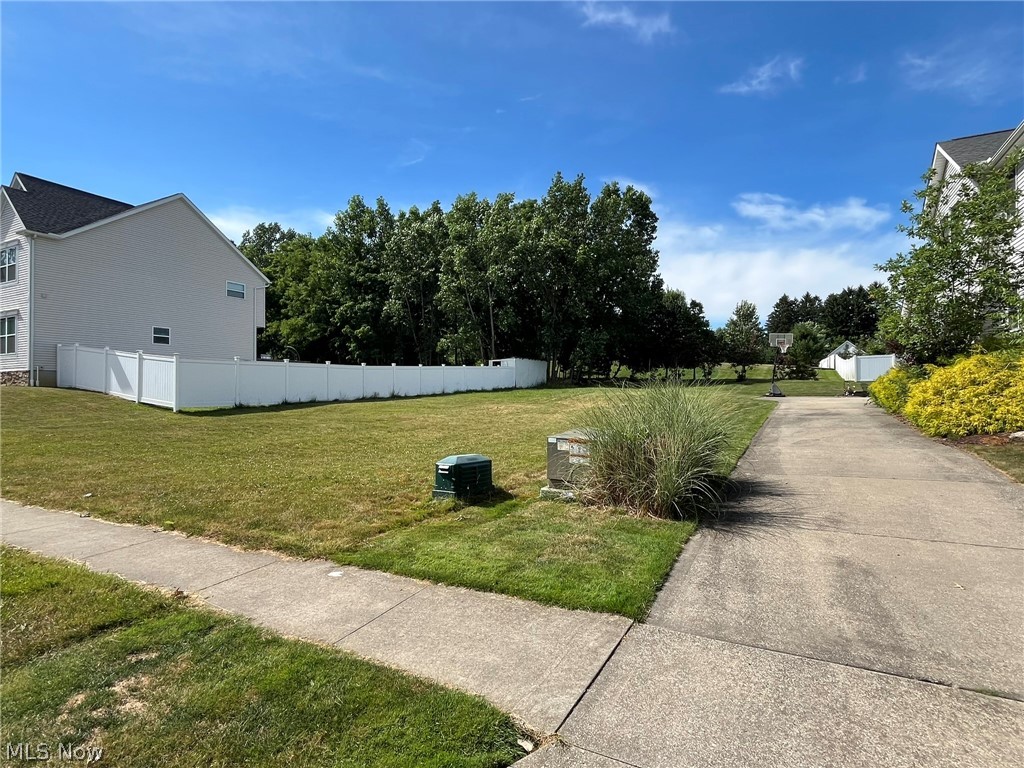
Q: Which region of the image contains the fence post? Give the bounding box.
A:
[172,353,180,413]
[136,351,144,404]
[418,363,422,396]
[73,343,79,389]
[234,356,240,406]
[324,361,331,402]
[361,362,366,399]
[103,346,110,394]
[392,362,397,398]
[284,359,290,403]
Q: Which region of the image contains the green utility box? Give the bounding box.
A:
[433,454,493,500]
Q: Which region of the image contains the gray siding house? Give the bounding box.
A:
[0,173,269,386]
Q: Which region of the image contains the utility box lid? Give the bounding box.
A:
[436,454,490,466]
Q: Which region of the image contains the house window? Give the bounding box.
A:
[226,281,246,299]
[153,327,170,345]
[0,316,15,354]
[0,245,17,283]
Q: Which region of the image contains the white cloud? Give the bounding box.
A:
[577,1,674,43]
[207,206,335,243]
[732,193,890,232]
[899,32,1021,103]
[652,195,899,325]
[392,139,431,168]
[720,56,803,95]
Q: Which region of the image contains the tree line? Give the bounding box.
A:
[241,173,717,381]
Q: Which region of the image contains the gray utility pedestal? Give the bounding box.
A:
[546,430,592,490]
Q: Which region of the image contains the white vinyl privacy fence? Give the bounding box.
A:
[57,344,548,411]
[819,353,896,382]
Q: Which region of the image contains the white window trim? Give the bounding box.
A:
[0,242,19,284]
[226,280,246,299]
[0,313,17,355]
[153,326,171,345]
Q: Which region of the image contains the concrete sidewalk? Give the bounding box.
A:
[0,499,629,735]
[523,399,1024,767]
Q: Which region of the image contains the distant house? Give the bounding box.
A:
[0,174,269,386]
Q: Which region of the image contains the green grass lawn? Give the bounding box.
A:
[962,444,1024,483]
[0,386,773,619]
[0,547,524,767]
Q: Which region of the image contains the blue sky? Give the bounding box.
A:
[3,1,1022,324]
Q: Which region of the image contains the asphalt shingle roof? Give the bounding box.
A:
[2,173,134,235]
[937,129,1015,168]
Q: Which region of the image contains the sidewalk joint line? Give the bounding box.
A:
[650,625,1024,703]
[197,560,279,593]
[332,584,431,646]
[553,622,635,734]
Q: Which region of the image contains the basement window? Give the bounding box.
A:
[153,327,170,345]
[226,281,246,299]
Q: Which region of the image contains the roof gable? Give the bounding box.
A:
[2,173,134,235]
[936,129,1015,168]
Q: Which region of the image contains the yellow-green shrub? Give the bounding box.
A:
[902,352,1024,437]
[869,367,921,414]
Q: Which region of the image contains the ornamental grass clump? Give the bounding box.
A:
[580,382,740,519]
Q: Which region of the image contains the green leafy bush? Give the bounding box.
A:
[868,367,923,414]
[902,352,1024,437]
[580,382,740,518]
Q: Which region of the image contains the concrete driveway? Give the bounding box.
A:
[522,399,1024,767]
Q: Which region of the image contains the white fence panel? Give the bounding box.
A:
[57,344,547,411]
[106,351,139,401]
[830,354,895,382]
[328,365,363,401]
[287,362,326,402]
[420,366,444,395]
[514,358,547,389]
[363,366,393,399]
[75,346,107,393]
[57,345,76,388]
[833,355,857,382]
[444,365,467,393]
[394,366,420,397]
[141,356,175,407]
[855,355,896,382]
[237,361,286,407]
[464,366,490,392]
[178,360,235,408]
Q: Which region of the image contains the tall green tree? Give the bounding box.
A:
[767,294,800,334]
[721,300,766,381]
[796,292,823,325]
[383,202,446,364]
[438,193,493,363]
[820,285,879,346]
[878,150,1024,364]
[575,182,662,378]
[316,196,396,363]
[782,321,829,379]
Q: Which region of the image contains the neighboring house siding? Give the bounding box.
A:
[1013,159,1024,262]
[0,195,31,372]
[32,197,265,374]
